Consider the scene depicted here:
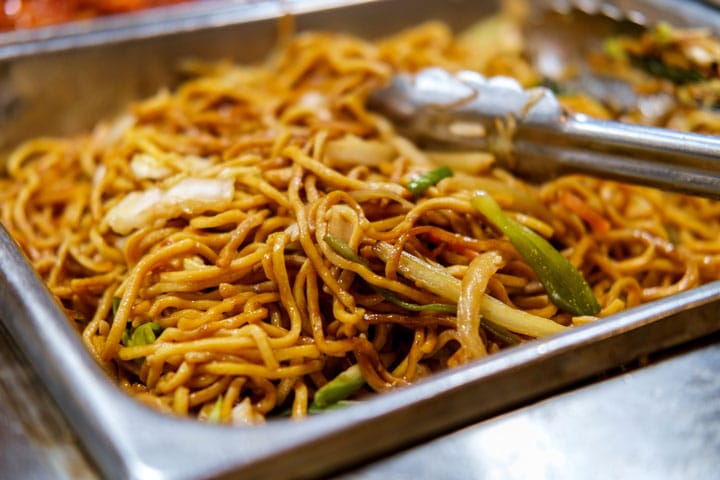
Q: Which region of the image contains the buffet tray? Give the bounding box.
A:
[1,1,720,479]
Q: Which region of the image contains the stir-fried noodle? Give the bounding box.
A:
[2,12,720,424]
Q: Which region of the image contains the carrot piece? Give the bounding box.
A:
[558,191,611,235]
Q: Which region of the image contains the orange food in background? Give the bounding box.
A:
[0,0,190,30]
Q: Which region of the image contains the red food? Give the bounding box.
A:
[1,0,190,30]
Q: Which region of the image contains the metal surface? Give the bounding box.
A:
[0,324,97,480]
[1,1,720,479]
[369,68,720,197]
[341,333,720,480]
[0,0,376,59]
[538,0,720,27]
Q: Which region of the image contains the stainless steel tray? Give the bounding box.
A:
[2,1,720,479]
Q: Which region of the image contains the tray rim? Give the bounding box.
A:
[2,0,719,61]
[0,0,383,61]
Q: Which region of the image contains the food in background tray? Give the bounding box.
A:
[0,0,192,31]
[1,4,719,425]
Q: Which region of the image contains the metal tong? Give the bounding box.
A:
[369,67,720,198]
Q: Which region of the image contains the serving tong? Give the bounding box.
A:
[369,67,720,198]
[369,0,720,199]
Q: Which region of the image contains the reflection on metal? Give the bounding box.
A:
[341,336,720,480]
[0,323,97,479]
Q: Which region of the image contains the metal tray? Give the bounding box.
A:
[2,1,720,479]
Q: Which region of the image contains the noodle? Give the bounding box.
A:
[2,10,720,425]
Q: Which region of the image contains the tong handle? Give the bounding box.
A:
[507,115,720,198]
[561,115,720,171]
[369,68,720,198]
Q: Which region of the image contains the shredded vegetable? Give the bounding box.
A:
[372,241,568,337]
[632,55,704,84]
[324,234,457,313]
[470,191,600,316]
[311,364,365,409]
[121,322,162,347]
[407,166,454,196]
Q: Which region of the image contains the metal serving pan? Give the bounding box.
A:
[1,1,720,479]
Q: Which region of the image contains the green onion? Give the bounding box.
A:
[112,296,121,316]
[480,318,521,346]
[121,321,163,347]
[311,364,365,409]
[407,166,453,196]
[378,288,458,313]
[653,22,675,45]
[631,55,703,85]
[121,328,130,347]
[324,234,370,267]
[372,241,567,337]
[324,234,456,313]
[470,191,600,316]
[539,77,567,95]
[603,37,627,61]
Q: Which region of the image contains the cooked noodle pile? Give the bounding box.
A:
[2,13,720,424]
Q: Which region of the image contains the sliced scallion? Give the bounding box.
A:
[407,166,453,196]
[324,234,456,313]
[121,321,163,347]
[311,364,365,409]
[470,191,600,316]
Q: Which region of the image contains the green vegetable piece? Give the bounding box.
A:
[539,77,567,95]
[207,395,223,424]
[378,287,457,314]
[480,318,521,346]
[312,364,365,409]
[131,322,162,346]
[122,322,163,347]
[407,166,453,196]
[120,328,131,347]
[603,37,627,61]
[653,22,675,45]
[632,55,703,85]
[324,234,370,267]
[112,296,121,316]
[324,234,456,313]
[470,191,600,316]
